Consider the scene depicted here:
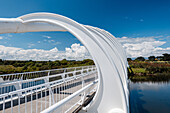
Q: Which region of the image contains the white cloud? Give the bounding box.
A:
[0,43,91,61]
[48,40,61,45]
[43,35,51,39]
[48,40,55,43]
[53,42,61,45]
[43,39,61,45]
[0,36,3,39]
[50,47,58,52]
[65,43,90,59]
[117,36,170,58]
[28,43,35,48]
[0,36,169,60]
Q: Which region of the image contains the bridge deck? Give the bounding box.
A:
[0,73,97,113]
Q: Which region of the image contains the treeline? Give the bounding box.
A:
[0,59,94,75]
[127,53,170,61]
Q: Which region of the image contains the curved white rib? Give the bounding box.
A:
[0,13,129,113]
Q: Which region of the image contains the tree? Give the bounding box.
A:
[157,56,164,61]
[135,57,145,61]
[60,59,68,65]
[0,59,3,65]
[163,53,170,61]
[82,59,94,65]
[148,56,155,61]
[127,58,132,61]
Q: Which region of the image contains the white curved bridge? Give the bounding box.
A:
[0,13,129,113]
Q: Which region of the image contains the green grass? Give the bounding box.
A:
[131,68,146,73]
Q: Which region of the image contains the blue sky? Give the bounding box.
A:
[0,0,169,60]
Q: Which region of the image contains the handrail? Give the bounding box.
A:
[0,65,95,77]
[0,70,97,98]
[41,80,98,113]
[0,65,98,113]
[0,68,95,87]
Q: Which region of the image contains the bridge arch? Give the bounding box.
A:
[0,13,128,113]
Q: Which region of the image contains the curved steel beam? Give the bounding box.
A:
[0,13,128,113]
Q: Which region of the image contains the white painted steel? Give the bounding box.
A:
[0,13,128,113]
[41,79,98,113]
[0,65,97,113]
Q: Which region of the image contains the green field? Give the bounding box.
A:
[128,61,170,81]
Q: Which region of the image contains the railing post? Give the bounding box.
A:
[14,74,23,97]
[61,69,66,102]
[80,67,86,105]
[92,66,97,80]
[62,69,66,82]
[73,67,77,79]
[81,67,84,88]
[47,71,55,106]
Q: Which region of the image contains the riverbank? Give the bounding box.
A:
[128,61,170,82]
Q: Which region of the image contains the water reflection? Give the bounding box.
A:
[129,81,170,113]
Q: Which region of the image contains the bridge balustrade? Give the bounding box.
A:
[0,65,98,113]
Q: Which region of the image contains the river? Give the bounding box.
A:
[129,80,170,113]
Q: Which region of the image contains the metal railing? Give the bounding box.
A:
[0,65,98,113]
